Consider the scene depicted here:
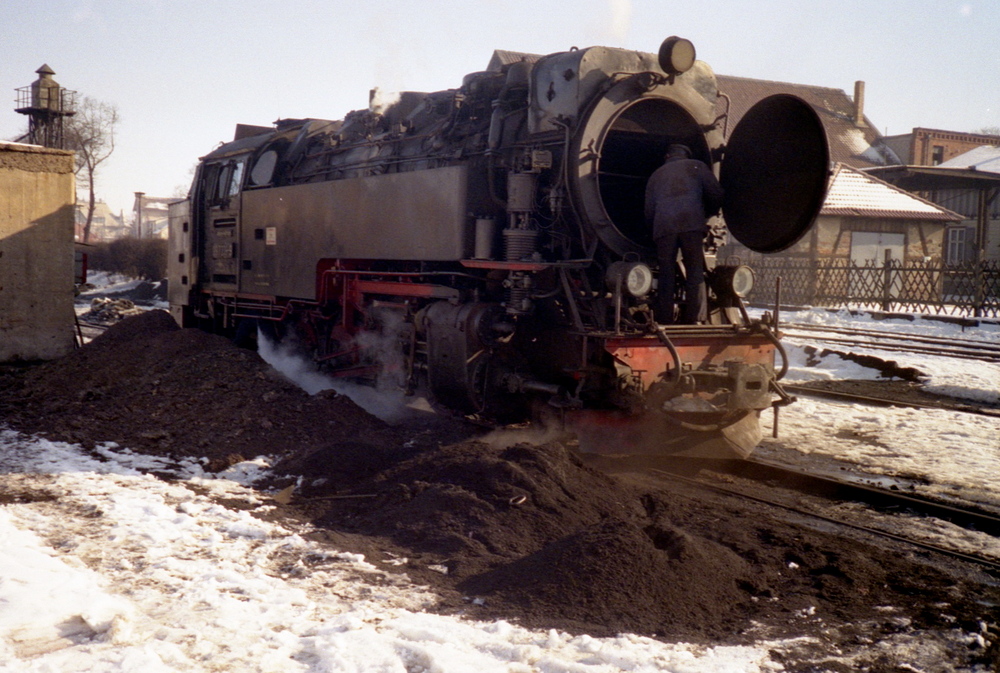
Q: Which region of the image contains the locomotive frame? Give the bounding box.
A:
[167,37,829,459]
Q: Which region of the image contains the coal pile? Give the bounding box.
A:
[1,310,996,652]
[461,518,754,638]
[0,310,401,465]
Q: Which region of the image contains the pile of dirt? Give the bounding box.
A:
[302,441,643,569]
[280,433,992,643]
[0,310,405,467]
[460,517,756,639]
[1,311,996,654]
[281,436,776,640]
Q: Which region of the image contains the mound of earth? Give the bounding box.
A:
[301,441,644,570]
[0,310,404,467]
[460,517,756,639]
[298,433,993,643]
[1,311,996,657]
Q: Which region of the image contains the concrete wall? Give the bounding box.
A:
[0,142,76,362]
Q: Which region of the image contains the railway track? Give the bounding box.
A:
[73,318,109,346]
[781,322,1000,363]
[647,457,1000,573]
[781,383,1000,417]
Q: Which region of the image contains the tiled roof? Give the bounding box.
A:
[821,164,962,221]
[715,75,900,169]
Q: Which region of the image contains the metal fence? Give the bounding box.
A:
[742,257,1000,319]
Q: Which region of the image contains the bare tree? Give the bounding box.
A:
[65,96,120,242]
[173,163,198,198]
[975,126,1000,137]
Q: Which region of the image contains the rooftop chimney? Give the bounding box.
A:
[853,81,867,128]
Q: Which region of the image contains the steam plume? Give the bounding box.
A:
[256,326,424,425]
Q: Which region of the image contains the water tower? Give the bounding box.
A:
[15,64,77,149]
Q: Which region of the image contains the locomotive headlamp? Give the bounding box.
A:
[607,261,654,297]
[658,37,696,75]
[730,265,755,297]
[714,265,755,298]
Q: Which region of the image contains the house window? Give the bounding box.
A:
[931,145,945,165]
[945,226,974,265]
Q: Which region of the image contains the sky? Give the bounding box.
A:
[2,1,999,218]
[0,283,998,669]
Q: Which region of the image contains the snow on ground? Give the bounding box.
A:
[75,272,169,323]
[754,308,1000,562]
[763,310,1000,507]
[0,432,776,672]
[776,307,1000,403]
[760,396,1000,506]
[2,291,998,671]
[76,272,165,305]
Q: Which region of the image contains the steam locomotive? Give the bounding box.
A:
[167,37,829,458]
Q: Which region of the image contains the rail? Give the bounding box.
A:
[781,323,1000,363]
[781,383,1000,417]
[648,461,1000,573]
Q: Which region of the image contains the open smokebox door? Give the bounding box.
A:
[720,94,830,253]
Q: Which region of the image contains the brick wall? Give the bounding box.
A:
[910,128,1000,166]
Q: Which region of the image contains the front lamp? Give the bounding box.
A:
[713,265,755,298]
[606,262,654,297]
[658,37,696,75]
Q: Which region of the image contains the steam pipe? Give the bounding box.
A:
[319,268,484,281]
[653,325,683,385]
[502,372,562,396]
[613,274,623,335]
[760,326,790,381]
[519,380,563,395]
[773,276,782,331]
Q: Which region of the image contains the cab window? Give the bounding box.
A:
[206,158,247,207]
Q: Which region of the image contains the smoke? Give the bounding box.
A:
[608,0,633,42]
[369,87,402,115]
[353,308,408,393]
[256,325,427,425]
[256,331,332,396]
[477,417,573,451]
[256,315,575,448]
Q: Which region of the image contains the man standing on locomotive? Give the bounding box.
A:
[644,143,724,324]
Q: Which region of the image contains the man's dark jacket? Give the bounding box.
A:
[644,157,724,240]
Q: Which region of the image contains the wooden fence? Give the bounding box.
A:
[742,257,1000,319]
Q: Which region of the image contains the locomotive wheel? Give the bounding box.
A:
[233,318,261,350]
